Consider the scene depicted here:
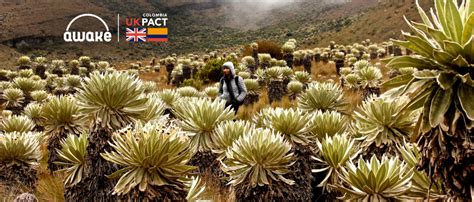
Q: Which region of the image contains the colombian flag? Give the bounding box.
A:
[147,28,168,42]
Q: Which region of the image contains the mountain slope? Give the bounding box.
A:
[0,0,429,67]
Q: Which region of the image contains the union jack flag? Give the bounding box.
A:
[126,27,147,42]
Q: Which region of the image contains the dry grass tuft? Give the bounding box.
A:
[343,88,363,115]
[237,90,270,120]
[35,172,65,201]
[198,174,235,202]
[139,66,173,90]
[312,61,338,81]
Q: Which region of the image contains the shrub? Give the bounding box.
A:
[242,40,283,59]
[195,58,225,83]
[182,78,204,89]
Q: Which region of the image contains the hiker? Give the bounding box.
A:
[218,61,247,114]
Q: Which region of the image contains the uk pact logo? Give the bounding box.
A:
[125,13,169,42]
[63,13,168,43]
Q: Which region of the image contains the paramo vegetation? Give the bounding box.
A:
[0,0,472,201]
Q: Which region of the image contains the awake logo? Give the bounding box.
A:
[63,13,112,42]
